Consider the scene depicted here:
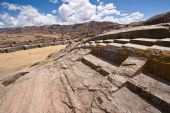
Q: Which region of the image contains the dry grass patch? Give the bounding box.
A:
[0,45,66,79]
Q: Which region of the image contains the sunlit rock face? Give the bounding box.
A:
[0,20,170,113]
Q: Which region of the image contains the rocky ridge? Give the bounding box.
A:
[0,21,121,38]
[0,23,169,113]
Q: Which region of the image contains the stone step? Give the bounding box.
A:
[23,44,40,50]
[95,40,103,43]
[148,45,170,57]
[103,39,114,43]
[107,42,123,48]
[11,41,31,47]
[0,44,11,48]
[107,74,127,87]
[92,43,127,65]
[115,56,147,77]
[0,41,15,45]
[122,43,149,56]
[0,48,7,53]
[111,87,161,113]
[82,54,117,76]
[130,38,157,46]
[114,39,130,44]
[156,38,170,47]
[6,46,24,53]
[127,73,170,113]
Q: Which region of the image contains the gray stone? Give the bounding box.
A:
[6,46,23,53]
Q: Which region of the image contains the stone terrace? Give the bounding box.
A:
[0,38,80,53]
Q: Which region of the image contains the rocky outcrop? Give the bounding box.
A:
[144,11,170,25]
[0,23,170,113]
[89,24,170,41]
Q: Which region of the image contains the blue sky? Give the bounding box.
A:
[0,0,169,28]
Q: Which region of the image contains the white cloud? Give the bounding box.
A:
[0,22,5,28]
[50,0,58,3]
[0,1,144,27]
[117,12,144,24]
[0,2,59,27]
[57,0,143,24]
[2,2,20,11]
[58,0,97,24]
[97,3,121,17]
[0,13,17,26]
[52,9,58,14]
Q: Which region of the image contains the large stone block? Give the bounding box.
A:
[90,25,170,41]
[23,44,39,50]
[122,43,149,57]
[11,41,30,47]
[0,48,7,53]
[144,59,170,80]
[156,38,170,47]
[96,43,127,64]
[114,39,130,44]
[30,39,44,44]
[0,44,11,48]
[130,38,157,46]
[6,46,23,53]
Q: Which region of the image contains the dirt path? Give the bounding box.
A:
[0,45,66,79]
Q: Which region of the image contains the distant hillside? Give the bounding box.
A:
[144,11,170,25]
[0,21,122,39]
[1,11,170,39]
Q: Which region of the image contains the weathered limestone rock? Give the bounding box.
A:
[11,41,30,47]
[6,46,23,53]
[122,43,149,57]
[144,58,170,80]
[147,45,170,58]
[111,87,161,113]
[30,39,44,44]
[128,73,170,112]
[107,74,127,87]
[84,43,90,48]
[23,44,39,50]
[0,41,15,45]
[89,41,95,44]
[115,56,147,77]
[103,39,114,43]
[95,40,103,43]
[93,43,127,64]
[0,44,11,48]
[89,43,96,48]
[130,38,157,46]
[82,54,117,76]
[114,39,130,44]
[0,48,7,53]
[90,25,170,41]
[156,38,170,47]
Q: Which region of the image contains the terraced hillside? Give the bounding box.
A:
[0,23,170,113]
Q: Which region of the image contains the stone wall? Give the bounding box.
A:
[91,44,170,81]
[0,38,69,53]
[91,45,128,65]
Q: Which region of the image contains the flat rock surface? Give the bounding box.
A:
[131,38,158,42]
[111,87,161,113]
[115,56,147,77]
[130,73,170,104]
[82,54,117,74]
